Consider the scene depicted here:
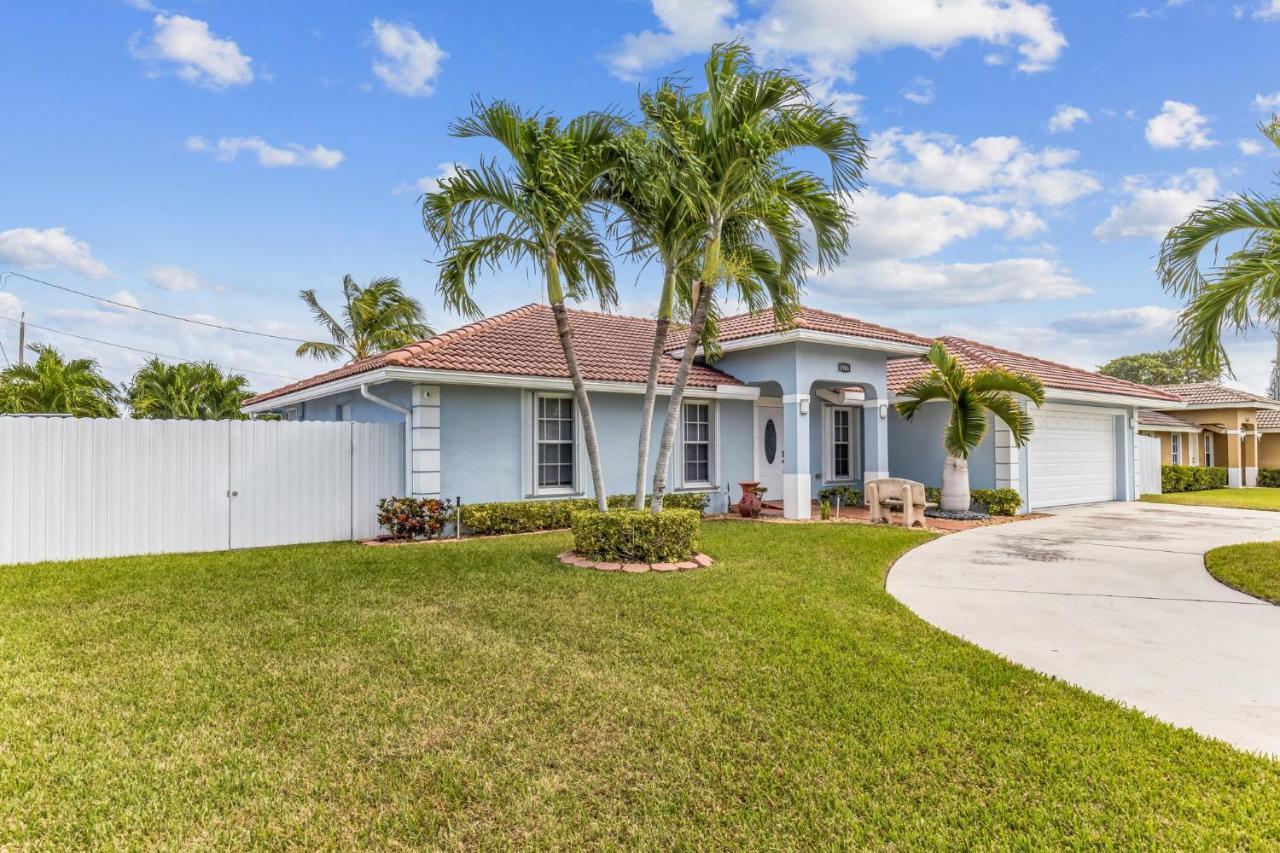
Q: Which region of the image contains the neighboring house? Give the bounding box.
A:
[1139,382,1280,487]
[243,304,1181,517]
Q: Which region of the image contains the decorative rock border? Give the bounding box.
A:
[557,552,714,573]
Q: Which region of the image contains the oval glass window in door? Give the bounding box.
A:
[764,419,777,464]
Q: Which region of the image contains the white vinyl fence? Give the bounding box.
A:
[0,417,404,565]
[1137,434,1163,496]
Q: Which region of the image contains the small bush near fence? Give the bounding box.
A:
[1259,469,1280,488]
[1161,465,1228,493]
[970,488,1023,516]
[570,509,701,563]
[458,492,709,537]
[818,485,863,508]
[377,496,455,540]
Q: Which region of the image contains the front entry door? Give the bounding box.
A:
[755,403,784,503]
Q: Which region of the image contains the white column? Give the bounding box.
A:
[411,384,441,498]
[1247,430,1260,487]
[782,393,811,519]
[862,399,890,482]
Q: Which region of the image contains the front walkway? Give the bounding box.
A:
[887,501,1280,757]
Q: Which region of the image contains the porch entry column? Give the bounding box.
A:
[782,393,811,519]
[1225,429,1243,488]
[411,384,442,498]
[1246,428,1259,487]
[862,398,890,482]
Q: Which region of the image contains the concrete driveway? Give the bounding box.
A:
[887,501,1280,757]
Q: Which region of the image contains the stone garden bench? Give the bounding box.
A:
[865,478,935,529]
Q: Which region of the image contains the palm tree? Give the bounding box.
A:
[895,343,1045,513]
[422,100,625,511]
[0,344,118,417]
[297,275,432,363]
[645,42,867,510]
[124,358,252,419]
[1159,115,1280,374]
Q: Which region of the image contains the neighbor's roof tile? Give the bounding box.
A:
[1153,381,1280,407]
[247,304,740,405]
[1137,409,1202,429]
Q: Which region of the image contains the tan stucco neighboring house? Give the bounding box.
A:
[1141,382,1280,487]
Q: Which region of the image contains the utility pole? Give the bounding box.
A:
[1270,328,1280,401]
[16,312,24,366]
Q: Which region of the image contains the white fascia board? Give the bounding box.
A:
[816,388,868,406]
[1042,388,1187,409]
[1138,423,1204,434]
[681,328,931,358]
[242,367,761,413]
[1177,401,1280,412]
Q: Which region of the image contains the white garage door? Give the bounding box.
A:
[1028,407,1117,508]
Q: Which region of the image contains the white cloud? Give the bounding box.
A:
[902,76,934,105]
[1093,168,1219,241]
[1249,0,1280,19]
[1049,305,1178,336]
[869,129,1100,207]
[392,162,460,196]
[186,135,344,169]
[815,257,1086,307]
[0,292,22,321]
[131,14,253,89]
[607,0,1067,80]
[0,227,112,278]
[370,19,446,97]
[108,289,142,310]
[1047,104,1089,133]
[147,264,225,292]
[1253,92,1280,112]
[849,190,1040,261]
[1145,100,1215,149]
[1239,138,1265,155]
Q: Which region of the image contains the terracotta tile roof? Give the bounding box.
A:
[1137,409,1203,429]
[679,305,931,350]
[885,337,1183,403]
[1153,381,1280,408]
[1259,410,1280,430]
[247,304,741,406]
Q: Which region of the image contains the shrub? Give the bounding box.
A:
[970,488,1022,516]
[1161,465,1228,493]
[1259,469,1280,488]
[925,486,942,506]
[570,509,701,563]
[377,496,455,540]
[817,485,862,508]
[819,499,831,521]
[460,492,710,537]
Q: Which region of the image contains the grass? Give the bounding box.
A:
[1206,541,1280,605]
[2,523,1279,848]
[1143,487,1280,511]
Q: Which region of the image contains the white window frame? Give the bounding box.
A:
[529,392,580,497]
[676,399,718,490]
[281,405,301,422]
[1204,433,1214,467]
[1170,433,1182,465]
[336,402,351,422]
[822,404,859,482]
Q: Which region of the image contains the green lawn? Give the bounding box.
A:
[1206,541,1280,605]
[3,524,1279,847]
[1143,487,1280,511]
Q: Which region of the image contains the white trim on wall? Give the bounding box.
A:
[821,404,858,483]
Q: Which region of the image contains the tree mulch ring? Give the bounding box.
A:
[557,552,714,573]
[925,508,991,522]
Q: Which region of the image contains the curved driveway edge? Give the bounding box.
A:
[888,501,1280,758]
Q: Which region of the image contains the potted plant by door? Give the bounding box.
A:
[738,482,767,518]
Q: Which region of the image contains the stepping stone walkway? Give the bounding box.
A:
[557,552,714,573]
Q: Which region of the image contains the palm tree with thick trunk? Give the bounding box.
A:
[0,344,118,417]
[1159,115,1280,375]
[125,358,252,419]
[645,42,867,511]
[895,343,1045,513]
[296,275,432,364]
[423,100,625,511]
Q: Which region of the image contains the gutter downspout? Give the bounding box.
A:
[361,383,413,495]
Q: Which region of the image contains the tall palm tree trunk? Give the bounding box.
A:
[940,454,971,513]
[547,256,609,512]
[634,273,675,510]
[649,279,712,512]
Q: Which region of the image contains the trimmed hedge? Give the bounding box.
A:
[570,508,701,563]
[817,485,863,507]
[1161,465,1228,493]
[970,488,1022,516]
[460,492,709,537]
[1259,469,1280,488]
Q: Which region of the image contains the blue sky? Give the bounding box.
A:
[2,0,1278,392]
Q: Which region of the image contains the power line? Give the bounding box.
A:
[0,270,313,345]
[0,314,299,382]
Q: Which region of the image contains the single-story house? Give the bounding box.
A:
[243,304,1183,517]
[1138,382,1280,486]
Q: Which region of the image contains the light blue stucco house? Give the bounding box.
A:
[243,304,1184,517]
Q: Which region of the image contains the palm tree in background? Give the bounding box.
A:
[896,343,1045,513]
[1159,115,1280,377]
[124,358,252,419]
[423,100,625,511]
[0,344,119,417]
[644,41,867,511]
[296,275,432,363]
